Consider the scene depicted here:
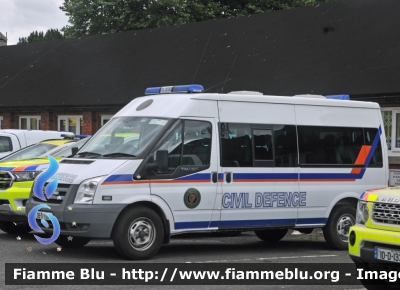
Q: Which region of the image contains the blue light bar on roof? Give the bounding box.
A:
[75,134,91,139]
[145,84,204,95]
[325,94,350,100]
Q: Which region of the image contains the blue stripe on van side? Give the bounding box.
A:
[176,218,327,230]
[104,174,133,182]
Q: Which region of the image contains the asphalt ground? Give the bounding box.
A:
[0,228,369,290]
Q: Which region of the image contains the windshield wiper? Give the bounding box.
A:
[76,151,102,158]
[102,152,136,158]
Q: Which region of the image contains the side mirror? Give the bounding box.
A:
[146,150,168,173]
[155,150,168,172]
[71,147,79,156]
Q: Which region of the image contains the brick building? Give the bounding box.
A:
[1,0,400,165]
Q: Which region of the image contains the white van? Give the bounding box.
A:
[0,129,69,158]
[26,84,388,259]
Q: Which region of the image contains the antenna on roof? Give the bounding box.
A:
[221,55,237,93]
[192,33,212,83]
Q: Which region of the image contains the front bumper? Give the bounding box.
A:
[349,224,400,265]
[25,184,126,238]
[0,181,33,221]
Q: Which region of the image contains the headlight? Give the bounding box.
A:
[74,176,103,204]
[12,171,41,182]
[356,201,369,224]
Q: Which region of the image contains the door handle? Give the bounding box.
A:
[226,172,232,183]
[212,172,217,183]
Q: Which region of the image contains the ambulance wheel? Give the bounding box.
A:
[0,221,32,235]
[323,205,355,250]
[254,228,288,242]
[113,206,164,260]
[54,235,91,248]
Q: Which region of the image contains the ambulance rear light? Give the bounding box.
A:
[325,94,350,100]
[144,84,204,95]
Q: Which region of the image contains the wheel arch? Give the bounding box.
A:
[111,201,171,243]
[325,193,359,220]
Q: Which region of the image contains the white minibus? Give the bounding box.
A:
[26,84,388,259]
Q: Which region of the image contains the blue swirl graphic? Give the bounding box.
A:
[33,155,59,201]
[27,204,60,245]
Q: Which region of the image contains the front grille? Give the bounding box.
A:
[32,183,71,204]
[372,202,400,225]
[0,171,13,189]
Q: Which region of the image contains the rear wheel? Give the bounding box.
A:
[323,205,355,250]
[254,228,288,242]
[112,206,164,260]
[54,235,91,248]
[0,221,32,235]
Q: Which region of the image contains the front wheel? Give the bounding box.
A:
[112,206,164,260]
[254,228,288,242]
[323,205,355,250]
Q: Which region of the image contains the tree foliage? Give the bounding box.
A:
[18,29,65,44]
[60,0,334,38]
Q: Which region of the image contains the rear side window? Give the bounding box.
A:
[0,137,12,153]
[298,126,383,167]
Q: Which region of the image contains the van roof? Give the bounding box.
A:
[190,93,380,109]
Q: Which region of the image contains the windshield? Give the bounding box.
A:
[77,117,170,158]
[1,143,57,161]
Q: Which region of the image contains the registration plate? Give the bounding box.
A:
[374,247,400,263]
[36,211,51,221]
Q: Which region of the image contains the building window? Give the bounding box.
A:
[381,108,400,155]
[58,116,83,134]
[19,116,41,130]
[0,116,3,129]
[101,115,113,126]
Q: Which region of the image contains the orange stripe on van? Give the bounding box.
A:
[351,145,371,174]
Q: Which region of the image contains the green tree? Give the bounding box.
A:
[60,0,334,38]
[17,29,65,44]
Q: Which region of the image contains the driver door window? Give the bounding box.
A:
[155,120,212,174]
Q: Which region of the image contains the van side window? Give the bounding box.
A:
[220,123,252,167]
[0,136,12,153]
[274,125,297,167]
[297,126,382,167]
[364,128,383,167]
[182,120,212,166]
[253,129,273,161]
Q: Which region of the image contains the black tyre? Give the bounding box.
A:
[112,206,164,260]
[54,235,91,248]
[254,228,288,242]
[323,205,355,250]
[0,221,32,235]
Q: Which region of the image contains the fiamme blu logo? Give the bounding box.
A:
[27,156,61,245]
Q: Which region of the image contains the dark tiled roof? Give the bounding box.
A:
[1,0,400,108]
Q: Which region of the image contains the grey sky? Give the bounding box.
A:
[0,0,69,45]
